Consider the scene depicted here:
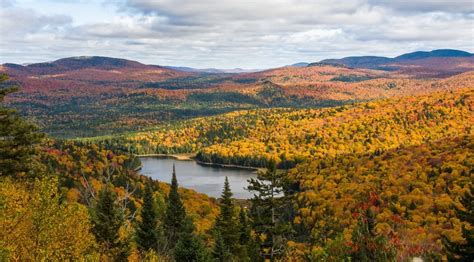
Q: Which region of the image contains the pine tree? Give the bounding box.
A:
[136,182,160,253]
[239,207,251,247]
[0,74,43,177]
[163,164,186,250]
[91,184,129,260]
[237,207,253,260]
[247,159,290,260]
[213,177,239,257]
[212,231,231,262]
[443,184,474,261]
[174,217,210,262]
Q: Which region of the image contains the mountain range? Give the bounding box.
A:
[1,49,473,137]
[3,49,472,76]
[318,49,474,77]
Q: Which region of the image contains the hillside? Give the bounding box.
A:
[93,87,473,168]
[2,63,473,260]
[290,135,473,259]
[87,87,473,259]
[2,53,473,137]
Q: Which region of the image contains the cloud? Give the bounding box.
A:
[0,0,473,68]
[369,0,474,14]
[0,7,71,36]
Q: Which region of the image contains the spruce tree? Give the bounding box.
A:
[174,217,210,262]
[0,74,43,177]
[163,165,186,250]
[237,207,253,260]
[247,159,290,260]
[213,177,239,256]
[443,184,474,261]
[239,207,251,247]
[212,231,231,262]
[136,182,160,253]
[91,184,129,260]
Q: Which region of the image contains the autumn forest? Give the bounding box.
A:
[1,46,473,262]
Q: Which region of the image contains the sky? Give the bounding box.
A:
[0,0,473,69]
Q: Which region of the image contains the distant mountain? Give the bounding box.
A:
[3,56,170,75]
[318,49,474,76]
[164,66,262,74]
[395,49,472,60]
[320,56,392,69]
[288,62,310,67]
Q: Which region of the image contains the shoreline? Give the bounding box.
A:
[135,153,196,161]
[194,159,260,172]
[136,153,261,171]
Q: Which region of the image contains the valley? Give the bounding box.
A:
[1,49,473,261]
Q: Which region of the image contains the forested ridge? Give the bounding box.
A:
[3,55,473,137]
[94,88,472,169]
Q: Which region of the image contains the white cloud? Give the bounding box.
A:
[0,0,473,68]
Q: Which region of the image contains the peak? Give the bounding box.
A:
[395,49,472,60]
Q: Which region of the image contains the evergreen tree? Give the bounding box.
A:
[91,184,129,260]
[174,217,210,262]
[239,207,251,247]
[237,207,253,260]
[0,74,43,177]
[164,164,186,250]
[443,184,474,261]
[247,159,290,260]
[212,231,231,262]
[136,182,160,253]
[213,177,239,256]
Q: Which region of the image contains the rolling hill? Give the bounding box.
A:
[1,50,473,137]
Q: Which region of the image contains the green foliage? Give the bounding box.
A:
[136,182,161,253]
[330,74,375,82]
[237,207,256,261]
[142,75,230,90]
[247,160,292,260]
[187,92,261,105]
[213,177,240,255]
[163,165,187,249]
[90,184,129,260]
[212,231,232,262]
[174,217,211,262]
[0,74,43,177]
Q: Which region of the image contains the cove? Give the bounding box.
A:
[139,157,258,199]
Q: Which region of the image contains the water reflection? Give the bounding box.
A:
[139,157,257,199]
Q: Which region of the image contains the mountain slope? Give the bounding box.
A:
[2,54,473,137]
[96,87,473,168]
[2,56,187,78]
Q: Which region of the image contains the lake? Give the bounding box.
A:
[139,157,258,199]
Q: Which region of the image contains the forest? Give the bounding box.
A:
[2,69,472,261]
[3,56,473,137]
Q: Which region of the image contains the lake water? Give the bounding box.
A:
[139,157,257,199]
